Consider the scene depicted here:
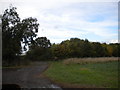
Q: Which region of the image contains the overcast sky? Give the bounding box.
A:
[0,0,119,44]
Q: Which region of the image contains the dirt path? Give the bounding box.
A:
[2,62,61,89]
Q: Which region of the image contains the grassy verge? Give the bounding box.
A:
[2,64,31,69]
[44,59,118,88]
[2,60,33,69]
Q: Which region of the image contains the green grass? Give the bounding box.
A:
[44,61,118,88]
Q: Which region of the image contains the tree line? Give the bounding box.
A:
[26,38,120,61]
[2,7,119,66]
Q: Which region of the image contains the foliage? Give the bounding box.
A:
[51,38,119,59]
[30,37,51,49]
[26,37,52,61]
[2,7,39,65]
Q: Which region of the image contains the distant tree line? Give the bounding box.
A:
[26,38,120,61]
[51,38,120,59]
[2,6,119,66]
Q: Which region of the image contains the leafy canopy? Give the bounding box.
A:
[2,6,39,60]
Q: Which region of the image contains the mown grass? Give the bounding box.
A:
[44,59,118,88]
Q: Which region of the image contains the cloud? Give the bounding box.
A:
[0,0,119,2]
[0,1,118,43]
[107,39,118,43]
[35,2,117,43]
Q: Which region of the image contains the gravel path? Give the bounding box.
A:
[2,62,61,89]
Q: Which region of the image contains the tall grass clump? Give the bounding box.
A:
[63,57,118,65]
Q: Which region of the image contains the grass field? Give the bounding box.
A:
[44,58,118,88]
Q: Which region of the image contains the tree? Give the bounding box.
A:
[21,17,39,50]
[30,37,51,49]
[26,37,52,61]
[92,42,107,57]
[2,7,39,64]
[60,40,73,58]
[82,39,93,57]
[51,38,119,59]
[109,43,120,57]
[68,38,80,57]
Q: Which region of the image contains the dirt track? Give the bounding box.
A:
[2,62,61,89]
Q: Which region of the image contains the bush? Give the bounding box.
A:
[26,47,53,61]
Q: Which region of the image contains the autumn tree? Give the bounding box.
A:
[50,38,118,59]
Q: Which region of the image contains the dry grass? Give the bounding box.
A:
[63,57,118,65]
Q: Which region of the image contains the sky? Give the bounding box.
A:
[0,0,119,44]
